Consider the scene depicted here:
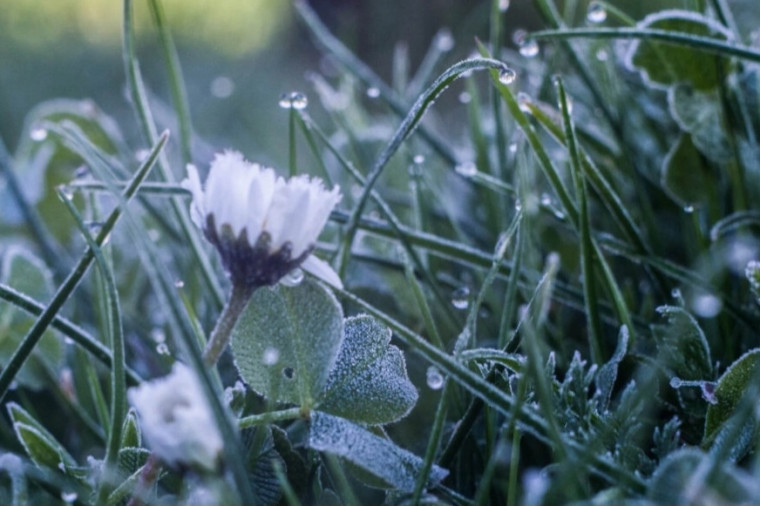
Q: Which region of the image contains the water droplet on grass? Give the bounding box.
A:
[413,154,425,164]
[279,91,308,109]
[61,492,78,504]
[499,67,517,84]
[366,87,380,99]
[30,127,48,142]
[458,91,472,104]
[498,0,510,12]
[156,343,170,356]
[587,1,608,23]
[455,162,477,177]
[683,205,695,213]
[435,28,454,52]
[426,366,444,390]
[174,279,185,289]
[691,293,722,318]
[670,377,683,388]
[518,39,539,58]
[451,286,470,309]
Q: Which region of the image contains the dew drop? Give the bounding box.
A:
[498,0,510,12]
[683,205,695,214]
[586,1,608,23]
[514,198,522,211]
[156,343,171,356]
[435,28,454,52]
[59,186,74,201]
[458,91,472,104]
[263,347,280,366]
[518,39,539,58]
[281,267,304,287]
[426,366,444,390]
[596,49,609,61]
[450,286,470,309]
[540,193,552,206]
[671,288,682,299]
[64,337,74,346]
[499,67,517,85]
[210,76,235,98]
[174,279,185,289]
[512,28,527,46]
[517,92,532,112]
[669,377,683,388]
[366,87,380,99]
[61,491,78,504]
[279,91,308,110]
[413,154,425,164]
[150,328,166,343]
[455,161,477,177]
[508,142,518,153]
[691,293,722,318]
[30,127,48,142]
[135,149,150,162]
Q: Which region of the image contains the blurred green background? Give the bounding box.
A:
[0,0,731,169]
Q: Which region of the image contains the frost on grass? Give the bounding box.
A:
[231,278,344,408]
[318,315,418,425]
[309,411,448,492]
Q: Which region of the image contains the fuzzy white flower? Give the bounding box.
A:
[127,363,223,471]
[183,151,342,288]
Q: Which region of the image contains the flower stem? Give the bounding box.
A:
[203,283,255,367]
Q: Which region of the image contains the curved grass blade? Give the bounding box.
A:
[0,131,167,402]
[57,189,126,504]
[531,28,760,63]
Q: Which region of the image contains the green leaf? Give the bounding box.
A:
[625,10,732,91]
[595,326,629,412]
[704,348,760,445]
[117,447,150,477]
[232,278,344,409]
[648,448,757,504]
[7,402,76,472]
[0,247,63,390]
[318,315,418,425]
[655,305,712,380]
[661,133,713,209]
[668,84,731,162]
[120,409,141,449]
[308,411,448,493]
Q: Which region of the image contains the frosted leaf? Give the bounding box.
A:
[594,325,629,412]
[231,279,344,408]
[318,316,418,425]
[309,411,448,492]
[655,305,712,381]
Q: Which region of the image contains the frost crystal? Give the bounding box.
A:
[182,151,342,288]
[128,363,223,471]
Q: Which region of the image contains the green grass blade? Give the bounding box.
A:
[0,131,167,402]
[57,189,126,503]
[556,77,604,364]
[123,0,224,309]
[531,27,760,63]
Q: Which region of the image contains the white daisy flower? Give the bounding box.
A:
[183,150,342,288]
[127,363,223,471]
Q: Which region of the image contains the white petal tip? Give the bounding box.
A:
[302,255,343,289]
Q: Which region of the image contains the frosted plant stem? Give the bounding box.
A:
[203,283,255,367]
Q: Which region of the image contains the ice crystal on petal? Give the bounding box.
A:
[127,363,223,471]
